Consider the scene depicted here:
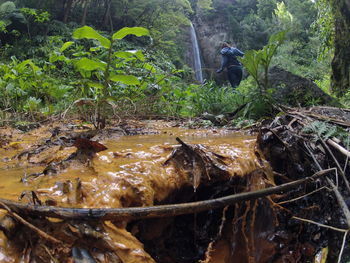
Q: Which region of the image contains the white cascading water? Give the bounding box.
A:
[190,22,203,83]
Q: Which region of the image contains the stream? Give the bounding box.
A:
[0,121,266,263]
[0,123,257,203]
[0,121,332,262]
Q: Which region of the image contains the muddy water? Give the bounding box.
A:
[0,124,266,263]
[0,126,259,206]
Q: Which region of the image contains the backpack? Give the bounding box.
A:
[221,47,243,66]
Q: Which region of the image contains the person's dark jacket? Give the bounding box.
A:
[216,47,244,73]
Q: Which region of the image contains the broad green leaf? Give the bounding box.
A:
[18,60,40,73]
[114,51,135,59]
[112,27,149,40]
[4,73,16,80]
[114,50,145,61]
[90,46,101,52]
[73,51,90,57]
[143,63,156,72]
[60,41,74,52]
[110,74,140,85]
[87,81,104,90]
[74,58,106,71]
[135,50,145,61]
[172,69,184,74]
[269,31,286,45]
[73,26,111,48]
[49,53,68,63]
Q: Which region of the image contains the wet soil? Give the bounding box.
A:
[0,120,264,262]
[0,117,344,263]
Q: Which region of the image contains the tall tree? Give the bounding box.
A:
[102,0,112,29]
[81,0,89,25]
[328,0,350,96]
[63,0,74,23]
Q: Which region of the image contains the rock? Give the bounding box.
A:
[269,66,339,107]
[201,112,227,125]
[194,15,229,83]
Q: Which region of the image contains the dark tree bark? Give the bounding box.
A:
[81,0,89,25]
[102,0,112,28]
[63,0,74,23]
[56,0,67,20]
[329,0,350,96]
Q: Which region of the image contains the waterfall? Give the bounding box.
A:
[190,23,203,83]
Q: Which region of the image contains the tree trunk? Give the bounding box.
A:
[63,0,74,23]
[81,0,89,25]
[102,0,112,28]
[56,0,67,20]
[330,0,350,96]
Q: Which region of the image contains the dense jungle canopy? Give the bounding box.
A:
[0,0,349,122]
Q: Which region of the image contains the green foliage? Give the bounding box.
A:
[57,25,151,126]
[197,0,213,10]
[339,90,350,108]
[113,27,150,40]
[189,83,244,115]
[185,119,214,128]
[19,7,50,39]
[274,2,293,30]
[230,117,255,128]
[0,1,25,33]
[314,74,332,95]
[24,96,41,112]
[302,121,348,145]
[313,0,334,59]
[0,1,16,13]
[273,36,332,81]
[257,0,277,20]
[236,76,276,119]
[0,0,340,123]
[0,56,72,114]
[20,8,49,23]
[73,26,111,48]
[240,31,286,94]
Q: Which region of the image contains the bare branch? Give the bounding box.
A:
[338,231,349,263]
[277,186,329,205]
[0,169,334,221]
[292,216,347,233]
[0,201,63,245]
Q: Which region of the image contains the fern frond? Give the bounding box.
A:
[302,121,349,145]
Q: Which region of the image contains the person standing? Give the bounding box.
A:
[216,42,244,88]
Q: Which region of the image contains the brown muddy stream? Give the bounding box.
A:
[0,125,258,204]
[0,122,328,263]
[0,122,268,263]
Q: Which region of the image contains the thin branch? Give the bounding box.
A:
[343,131,350,174]
[319,138,350,193]
[326,178,350,227]
[304,142,350,228]
[292,216,347,233]
[327,138,350,159]
[304,142,323,170]
[277,186,329,205]
[338,231,349,263]
[0,169,334,221]
[0,201,63,245]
